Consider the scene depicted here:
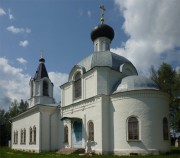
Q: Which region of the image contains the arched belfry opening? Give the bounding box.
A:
[43,80,49,96]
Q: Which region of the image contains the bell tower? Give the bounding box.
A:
[29,55,55,108]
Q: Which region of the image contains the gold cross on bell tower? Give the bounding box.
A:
[40,49,44,59]
[100,4,106,24]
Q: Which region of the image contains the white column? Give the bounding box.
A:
[82,114,86,148]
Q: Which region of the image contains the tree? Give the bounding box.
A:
[18,99,28,113]
[0,109,6,146]
[0,100,20,146]
[9,99,19,118]
[150,63,180,133]
[0,109,6,125]
[0,99,29,146]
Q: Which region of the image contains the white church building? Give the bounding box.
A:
[11,7,170,155]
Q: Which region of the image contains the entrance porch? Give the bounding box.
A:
[61,117,87,149]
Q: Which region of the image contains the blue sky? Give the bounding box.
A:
[0,0,126,75]
[0,0,180,110]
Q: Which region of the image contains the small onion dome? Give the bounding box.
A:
[39,57,45,63]
[91,24,114,41]
[34,57,48,80]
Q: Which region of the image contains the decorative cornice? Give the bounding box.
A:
[11,104,58,121]
[62,95,104,115]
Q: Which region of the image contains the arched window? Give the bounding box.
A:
[163,117,169,140]
[14,131,16,144]
[106,43,109,50]
[128,117,139,140]
[88,121,94,141]
[21,129,23,144]
[74,72,82,99]
[24,129,26,144]
[95,43,98,51]
[16,131,18,144]
[102,41,105,51]
[43,80,49,96]
[33,126,36,144]
[30,127,32,144]
[64,125,68,143]
[30,81,33,97]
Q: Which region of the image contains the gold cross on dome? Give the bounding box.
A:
[100,4,106,24]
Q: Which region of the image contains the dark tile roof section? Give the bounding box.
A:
[34,62,49,80]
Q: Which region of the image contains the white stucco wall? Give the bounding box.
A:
[29,96,54,107]
[41,111,50,151]
[60,67,171,155]
[64,85,72,106]
[12,112,40,152]
[11,105,60,153]
[97,67,123,95]
[101,95,110,152]
[39,106,59,152]
[62,68,122,107]
[84,73,96,99]
[61,96,103,153]
[61,69,98,107]
[50,110,59,151]
[110,90,170,155]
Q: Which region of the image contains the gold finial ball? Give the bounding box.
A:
[101,17,104,22]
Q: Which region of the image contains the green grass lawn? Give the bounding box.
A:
[0,147,180,158]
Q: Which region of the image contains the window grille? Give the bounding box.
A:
[128,117,139,140]
[163,117,169,140]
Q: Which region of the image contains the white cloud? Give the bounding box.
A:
[16,58,27,64]
[48,72,68,103]
[8,9,14,20]
[26,28,31,33]
[9,14,14,20]
[19,40,29,48]
[7,25,31,34]
[0,57,30,110]
[87,10,92,18]
[113,0,180,75]
[0,8,6,16]
[7,26,23,33]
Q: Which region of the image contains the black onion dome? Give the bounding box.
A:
[91,24,114,41]
[39,57,45,63]
[34,57,49,80]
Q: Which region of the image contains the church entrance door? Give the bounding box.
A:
[72,120,82,148]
